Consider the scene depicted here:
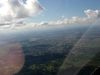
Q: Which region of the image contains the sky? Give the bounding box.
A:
[0,0,100,30]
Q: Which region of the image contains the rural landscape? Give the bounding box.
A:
[0,25,100,75]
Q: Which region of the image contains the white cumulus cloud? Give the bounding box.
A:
[84,9,100,19]
[0,0,44,23]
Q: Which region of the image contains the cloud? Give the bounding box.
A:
[1,8,100,30]
[0,23,12,26]
[30,9,100,28]
[0,0,44,22]
[62,15,65,18]
[16,21,24,24]
[39,21,49,26]
[0,0,45,30]
[84,9,100,19]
